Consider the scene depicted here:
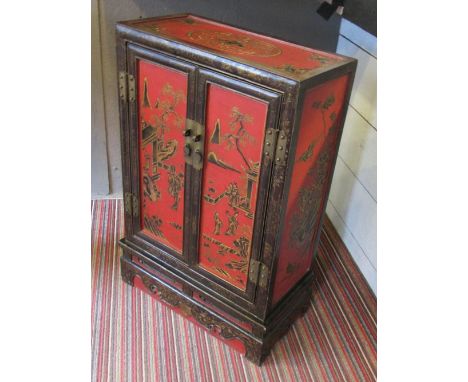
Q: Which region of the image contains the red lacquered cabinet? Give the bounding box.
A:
[116,14,356,364]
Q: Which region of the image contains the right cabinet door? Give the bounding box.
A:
[190,69,281,302]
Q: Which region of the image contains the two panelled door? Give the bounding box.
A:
[125,44,281,304]
[191,70,281,301]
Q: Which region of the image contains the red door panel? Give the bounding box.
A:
[137,59,188,255]
[198,84,269,290]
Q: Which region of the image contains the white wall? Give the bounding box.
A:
[327,19,377,293]
[91,0,110,195]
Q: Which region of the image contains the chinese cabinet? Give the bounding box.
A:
[116,14,356,365]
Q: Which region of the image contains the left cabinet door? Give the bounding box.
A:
[125,44,197,263]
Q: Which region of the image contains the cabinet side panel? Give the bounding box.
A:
[198,84,268,290]
[272,75,350,305]
[137,60,188,254]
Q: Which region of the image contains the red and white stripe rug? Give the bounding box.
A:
[91,199,376,382]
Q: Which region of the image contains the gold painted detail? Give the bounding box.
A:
[287,93,340,253]
[139,80,186,240]
[202,234,238,256]
[187,30,282,57]
[144,215,164,237]
[203,182,254,219]
[312,94,336,136]
[142,24,167,34]
[308,52,341,65]
[226,259,249,274]
[248,260,269,288]
[297,140,317,163]
[276,64,312,76]
[213,212,223,235]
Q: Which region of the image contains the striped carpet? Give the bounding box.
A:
[91,199,376,382]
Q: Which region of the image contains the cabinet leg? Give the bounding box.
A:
[300,301,311,317]
[244,341,271,366]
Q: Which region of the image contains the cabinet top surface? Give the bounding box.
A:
[119,14,349,81]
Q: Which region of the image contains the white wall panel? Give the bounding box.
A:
[326,202,377,292]
[337,36,377,127]
[328,157,377,268]
[327,19,377,292]
[340,19,377,57]
[338,107,377,200]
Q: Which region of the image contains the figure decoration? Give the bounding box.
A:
[225,211,239,236]
[214,212,223,235]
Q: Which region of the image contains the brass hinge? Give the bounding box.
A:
[274,131,288,166]
[118,71,135,103]
[118,71,127,103]
[248,260,269,289]
[124,192,139,217]
[263,128,278,159]
[128,74,135,103]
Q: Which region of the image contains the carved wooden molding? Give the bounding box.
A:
[120,255,315,364]
[122,258,264,362]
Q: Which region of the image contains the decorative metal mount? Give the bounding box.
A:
[184,119,205,170]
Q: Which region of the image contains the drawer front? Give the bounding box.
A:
[126,44,197,262]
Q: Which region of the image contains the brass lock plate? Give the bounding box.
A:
[184,119,205,170]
